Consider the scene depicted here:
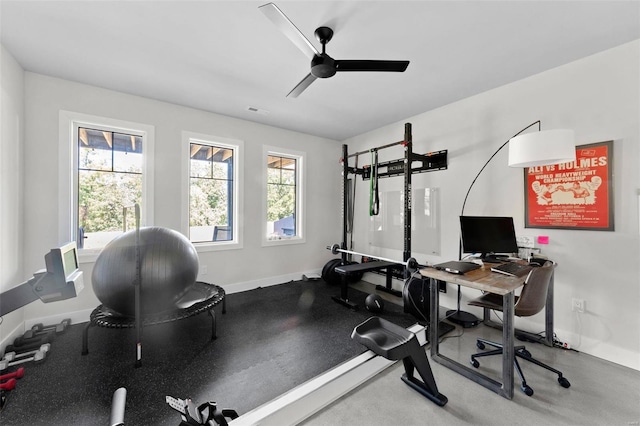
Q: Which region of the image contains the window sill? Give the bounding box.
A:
[194,241,243,252]
[262,236,306,247]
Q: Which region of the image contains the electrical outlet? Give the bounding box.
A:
[572,298,585,313]
[201,265,208,275]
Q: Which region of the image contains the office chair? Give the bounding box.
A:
[468,261,570,396]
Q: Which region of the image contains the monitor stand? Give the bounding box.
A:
[482,253,509,263]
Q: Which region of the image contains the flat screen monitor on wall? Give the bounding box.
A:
[460,216,519,259]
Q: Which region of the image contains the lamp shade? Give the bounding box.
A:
[508,129,575,168]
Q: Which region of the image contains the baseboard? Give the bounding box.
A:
[222,269,322,295]
[23,308,94,331]
[0,322,25,354]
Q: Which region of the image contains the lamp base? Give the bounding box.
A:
[446,309,480,328]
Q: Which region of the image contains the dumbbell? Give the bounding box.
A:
[0,345,49,371]
[12,330,55,347]
[6,337,52,354]
[0,367,25,382]
[30,318,71,335]
[2,343,50,362]
[0,379,16,391]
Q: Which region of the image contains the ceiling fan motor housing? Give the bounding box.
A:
[311,54,337,78]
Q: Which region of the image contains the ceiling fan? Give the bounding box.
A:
[259,2,410,98]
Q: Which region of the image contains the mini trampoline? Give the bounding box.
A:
[82,281,225,357]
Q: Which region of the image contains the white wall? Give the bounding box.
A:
[19,73,342,322]
[344,40,640,370]
[4,39,639,370]
[0,45,25,340]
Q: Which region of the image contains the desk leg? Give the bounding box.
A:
[429,277,515,399]
[483,274,555,348]
[502,291,515,399]
[429,278,439,352]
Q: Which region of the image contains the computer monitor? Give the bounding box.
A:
[0,242,84,316]
[460,216,519,259]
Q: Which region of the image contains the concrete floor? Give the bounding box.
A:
[301,310,640,426]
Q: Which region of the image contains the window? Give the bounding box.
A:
[182,132,242,249]
[59,111,154,258]
[77,127,143,249]
[263,146,305,245]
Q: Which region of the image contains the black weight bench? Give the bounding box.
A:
[351,316,447,406]
[333,261,401,309]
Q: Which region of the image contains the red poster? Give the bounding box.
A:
[524,141,614,230]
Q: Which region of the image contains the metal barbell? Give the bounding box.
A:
[327,243,419,273]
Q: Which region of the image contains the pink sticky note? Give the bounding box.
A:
[537,236,549,245]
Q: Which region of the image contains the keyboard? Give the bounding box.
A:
[490,262,533,277]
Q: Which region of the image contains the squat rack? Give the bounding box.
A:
[332,123,447,308]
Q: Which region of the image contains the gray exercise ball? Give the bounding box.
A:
[92,227,199,316]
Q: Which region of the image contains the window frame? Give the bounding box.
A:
[181,131,243,251]
[262,145,306,247]
[59,111,155,262]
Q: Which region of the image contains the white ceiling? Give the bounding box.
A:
[1,1,639,141]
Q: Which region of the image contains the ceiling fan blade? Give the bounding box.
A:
[335,60,410,72]
[259,3,319,60]
[287,73,318,98]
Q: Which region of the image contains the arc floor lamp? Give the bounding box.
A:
[447,120,576,327]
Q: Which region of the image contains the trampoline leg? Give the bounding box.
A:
[209,309,217,340]
[81,322,94,355]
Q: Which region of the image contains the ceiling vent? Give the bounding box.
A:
[246,106,269,115]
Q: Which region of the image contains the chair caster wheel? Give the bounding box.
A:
[470,358,479,368]
[476,341,485,350]
[521,385,534,396]
[558,376,571,388]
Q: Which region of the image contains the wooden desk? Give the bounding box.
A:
[420,265,526,399]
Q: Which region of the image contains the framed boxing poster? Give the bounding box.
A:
[524,140,614,231]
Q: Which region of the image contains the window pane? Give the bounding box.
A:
[281,168,295,185]
[267,168,280,184]
[190,177,231,243]
[211,161,229,180]
[267,183,296,237]
[113,133,143,173]
[190,144,211,178]
[78,170,142,249]
[191,158,211,178]
[189,141,235,243]
[79,128,113,171]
